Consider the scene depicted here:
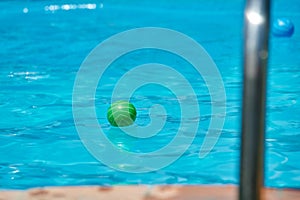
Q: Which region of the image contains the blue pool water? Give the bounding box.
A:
[0,0,299,189]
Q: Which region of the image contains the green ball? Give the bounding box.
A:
[107,101,137,127]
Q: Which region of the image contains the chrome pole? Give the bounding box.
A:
[239,0,270,200]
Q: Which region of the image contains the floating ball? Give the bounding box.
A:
[107,101,137,127]
[272,18,294,37]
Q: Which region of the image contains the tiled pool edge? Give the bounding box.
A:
[1,185,300,200]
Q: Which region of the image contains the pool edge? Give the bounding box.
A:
[1,185,300,200]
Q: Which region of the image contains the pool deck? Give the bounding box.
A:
[1,185,300,200]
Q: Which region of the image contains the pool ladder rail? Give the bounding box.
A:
[240,0,270,200]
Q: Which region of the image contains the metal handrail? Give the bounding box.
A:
[239,0,270,200]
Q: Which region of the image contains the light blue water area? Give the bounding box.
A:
[0,0,299,189]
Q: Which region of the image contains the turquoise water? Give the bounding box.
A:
[0,0,299,189]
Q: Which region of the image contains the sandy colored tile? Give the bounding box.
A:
[0,185,299,200]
